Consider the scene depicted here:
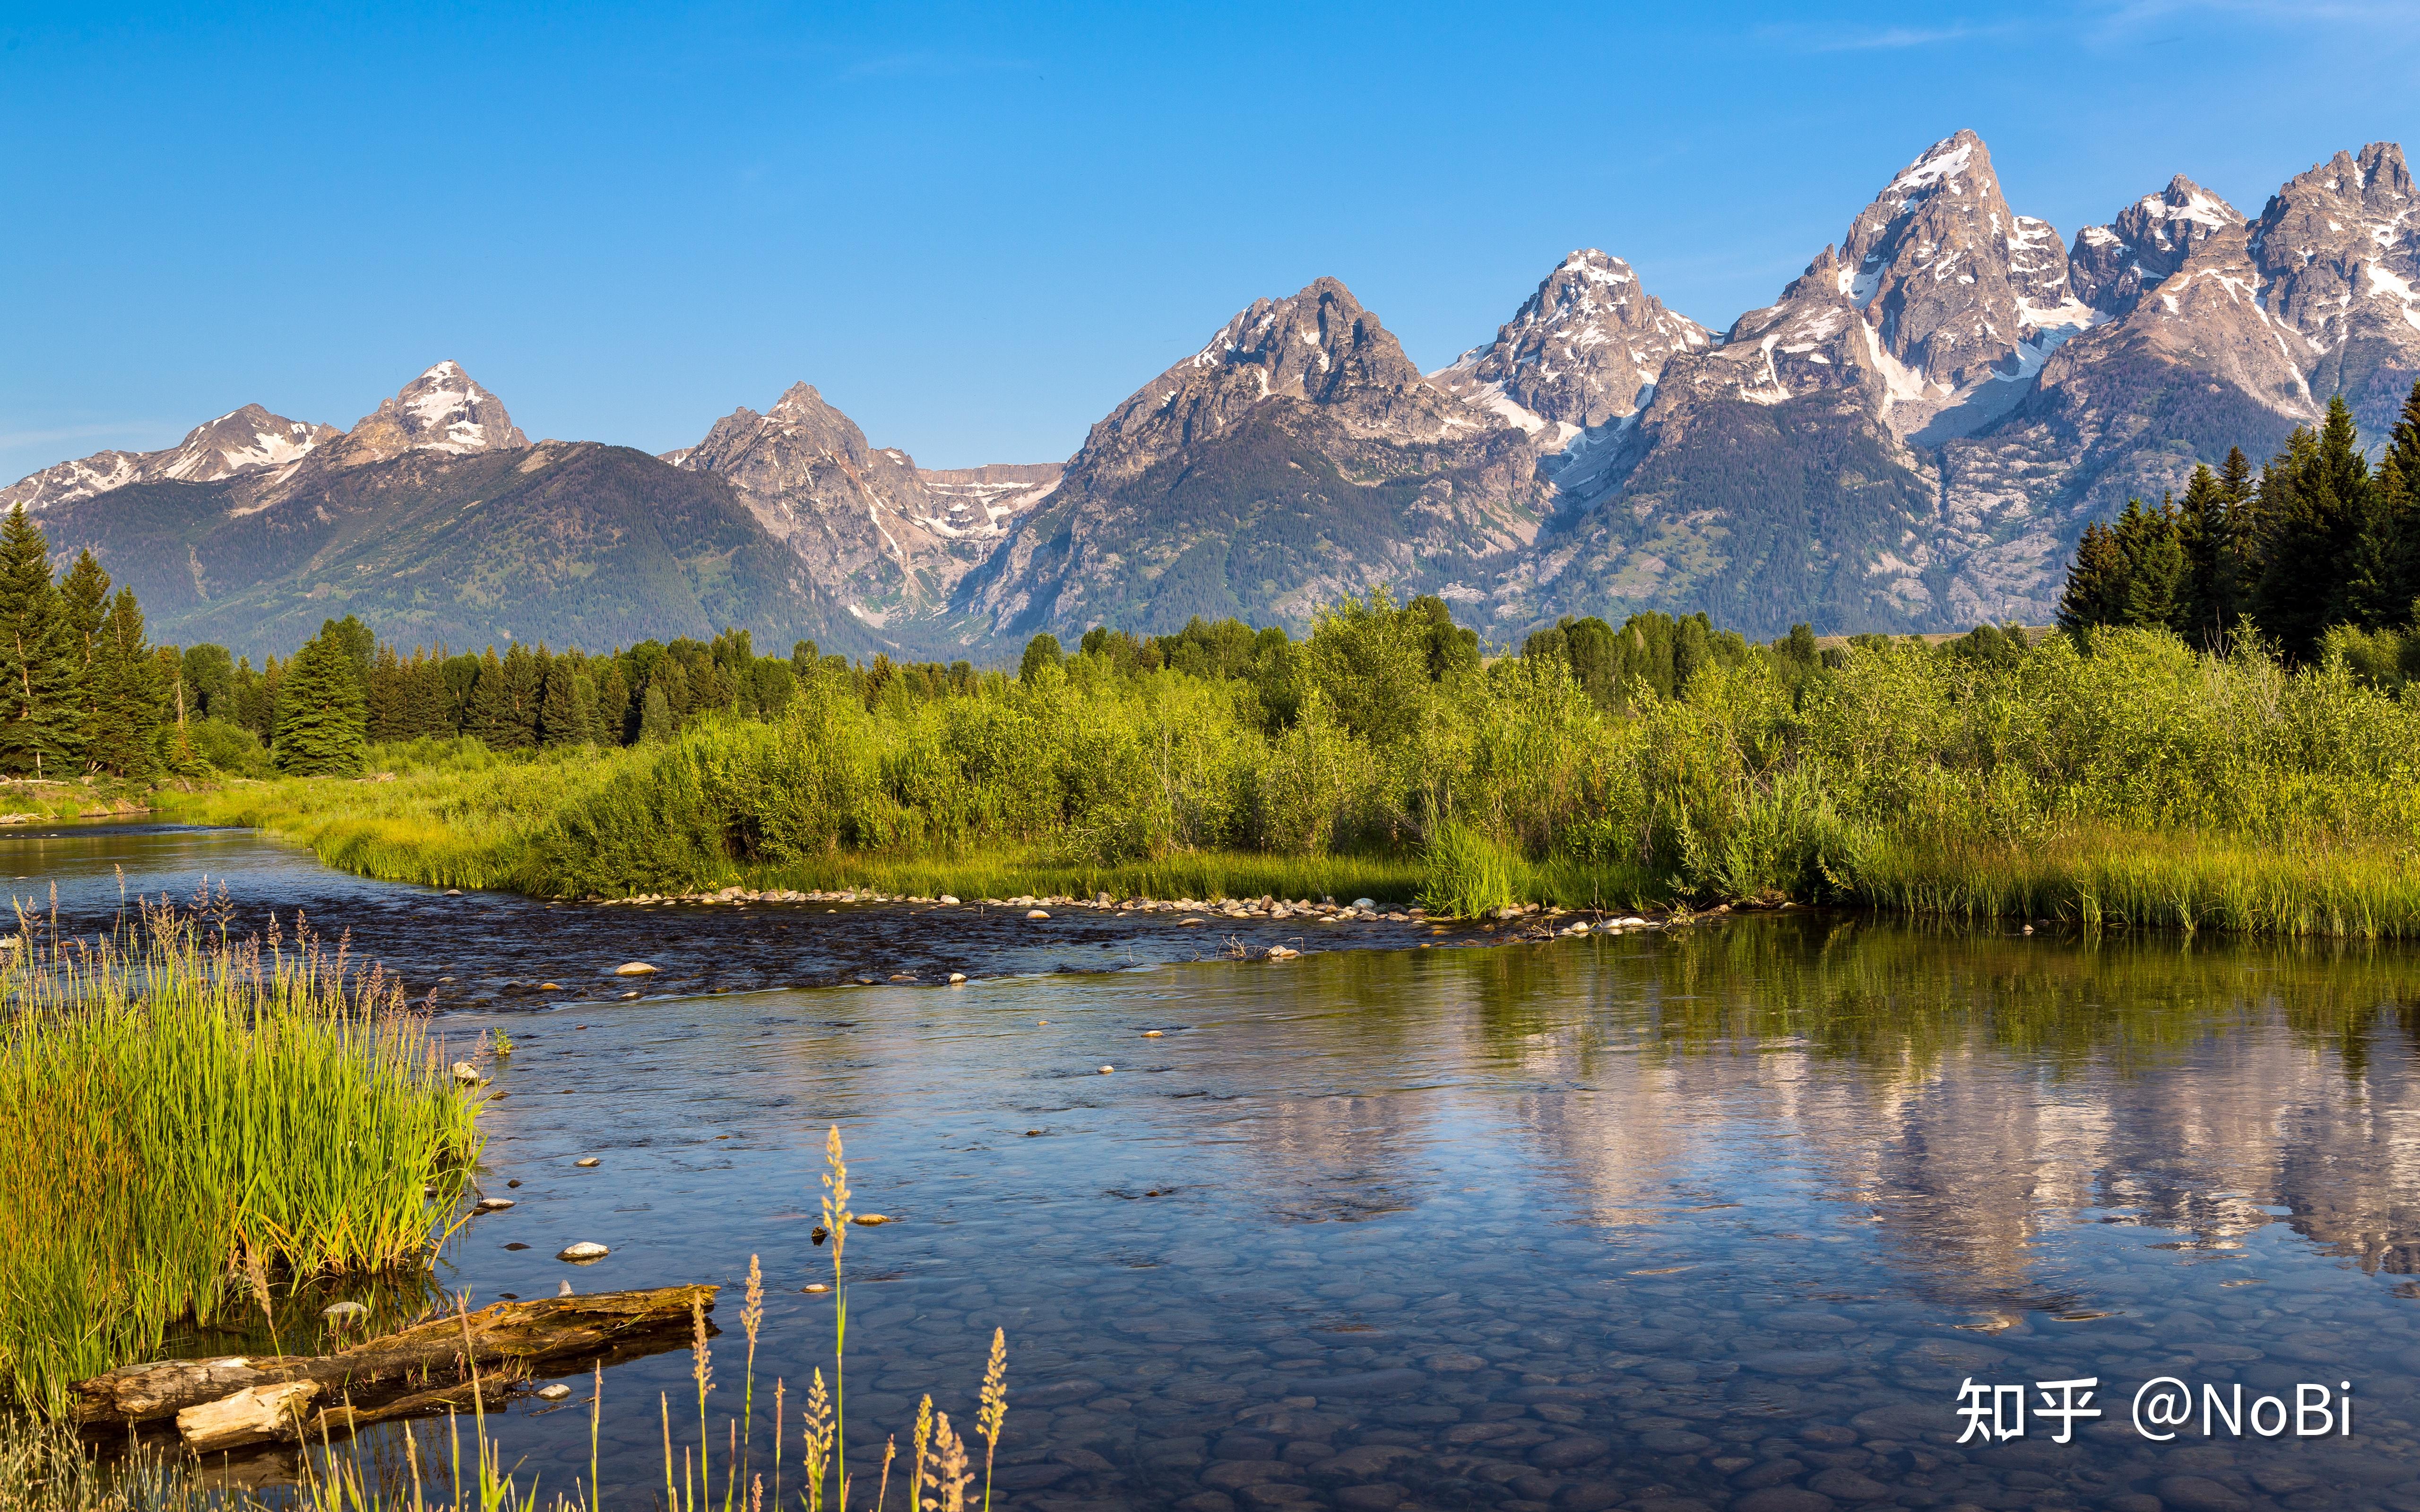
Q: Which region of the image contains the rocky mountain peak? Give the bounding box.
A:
[1061,277,1464,499]
[326,361,530,468]
[672,382,1047,625]
[2069,175,2244,316]
[1831,129,2074,393]
[1433,249,1711,431]
[1190,276,1426,398]
[2248,142,2420,350]
[0,403,338,512]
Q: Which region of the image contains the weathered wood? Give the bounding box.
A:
[72,1284,717,1426]
[176,1381,323,1454]
[304,1366,527,1442]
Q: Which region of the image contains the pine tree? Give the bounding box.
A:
[2175,466,2238,648]
[536,656,579,746]
[273,632,369,776]
[593,660,630,745]
[2115,497,2185,630]
[2057,519,2131,635]
[2364,377,2420,627]
[0,506,83,778]
[467,647,515,749]
[2256,396,2372,658]
[57,551,109,752]
[321,616,376,704]
[638,682,675,744]
[366,644,413,744]
[87,588,162,778]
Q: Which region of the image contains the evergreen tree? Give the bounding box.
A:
[2056,519,2130,635]
[637,681,675,744]
[593,660,630,745]
[2255,396,2371,659]
[0,506,83,778]
[567,669,599,747]
[409,650,453,739]
[467,647,515,748]
[366,644,413,744]
[272,632,369,776]
[58,551,108,667]
[87,588,162,778]
[2116,497,2185,630]
[321,616,376,703]
[2351,377,2420,628]
[2174,466,2240,648]
[536,657,580,746]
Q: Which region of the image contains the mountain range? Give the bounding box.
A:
[17,131,2420,657]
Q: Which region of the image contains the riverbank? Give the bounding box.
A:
[0,907,481,1417]
[148,623,2420,936]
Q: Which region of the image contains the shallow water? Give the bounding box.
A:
[23,823,2420,1512]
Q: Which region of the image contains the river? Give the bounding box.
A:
[21,822,2420,1512]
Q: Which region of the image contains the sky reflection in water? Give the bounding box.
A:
[16,824,2420,1511]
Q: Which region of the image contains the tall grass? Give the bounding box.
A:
[0,1127,1009,1512]
[0,904,482,1416]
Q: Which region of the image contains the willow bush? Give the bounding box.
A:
[162,607,2420,935]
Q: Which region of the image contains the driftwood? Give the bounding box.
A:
[176,1382,323,1454]
[71,1285,717,1435]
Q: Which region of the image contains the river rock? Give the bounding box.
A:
[1636,1428,1712,1454]
[536,1384,573,1401]
[1312,1444,1416,1476]
[558,1242,610,1262]
[1527,1435,1610,1469]
[2155,1478,2251,1512]
[450,1062,483,1083]
[1732,1490,1834,1512]
[939,895,960,905]
[575,1157,600,1167]
[949,973,967,984]
[475,1197,514,1211]
[1806,1467,1892,1500]
[613,962,657,976]
[1027,909,1051,920]
[321,1301,368,1321]
[1333,1485,1406,1511]
[1741,1349,1848,1377]
[1293,1368,1426,1396]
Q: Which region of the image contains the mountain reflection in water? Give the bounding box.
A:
[16,823,2420,1510]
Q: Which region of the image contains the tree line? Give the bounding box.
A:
[2057,381,2420,667]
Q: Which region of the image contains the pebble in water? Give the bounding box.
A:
[450,1062,484,1084]
[474,1197,515,1212]
[321,1301,368,1322]
[557,1241,609,1262]
[1028,909,1052,920]
[574,1157,600,1168]
[536,1384,573,1401]
[612,961,657,976]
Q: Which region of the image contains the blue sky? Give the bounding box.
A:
[6,1,2418,481]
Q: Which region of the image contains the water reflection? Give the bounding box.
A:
[17,821,2420,1510]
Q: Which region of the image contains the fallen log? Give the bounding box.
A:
[176,1381,323,1455]
[71,1284,717,1427]
[305,1365,527,1441]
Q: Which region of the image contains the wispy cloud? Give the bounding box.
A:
[1756,20,2018,52]
[2087,0,2420,36]
[0,421,154,451]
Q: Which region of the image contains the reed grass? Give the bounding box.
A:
[0,904,482,1417]
[1,1126,1010,1512]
